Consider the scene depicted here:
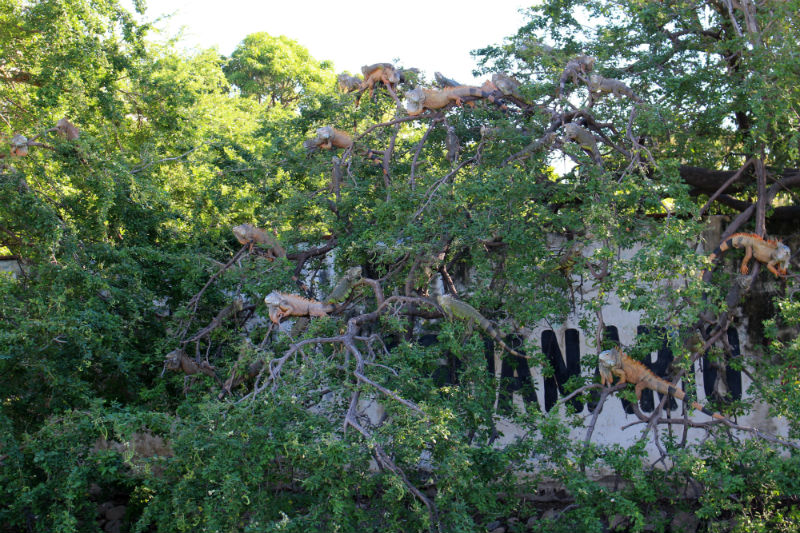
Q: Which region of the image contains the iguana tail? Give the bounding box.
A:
[645,374,725,420]
[701,234,739,279]
[436,295,525,359]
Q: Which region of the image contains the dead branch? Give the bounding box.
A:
[697,158,754,217]
[176,244,250,339]
[183,299,246,344]
[409,116,443,189]
[412,156,478,220]
[286,238,338,282]
[345,391,442,533]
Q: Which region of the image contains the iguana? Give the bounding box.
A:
[311,126,354,150]
[325,266,363,303]
[563,123,602,164]
[232,223,286,259]
[436,294,525,358]
[492,72,524,100]
[558,55,596,97]
[704,233,790,278]
[434,71,461,88]
[445,126,460,162]
[9,134,28,157]
[358,63,400,99]
[598,346,724,420]
[289,266,363,337]
[55,117,80,140]
[588,74,641,102]
[337,73,362,93]
[264,291,335,324]
[405,86,493,116]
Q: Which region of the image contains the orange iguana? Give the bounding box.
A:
[304,126,354,151]
[232,223,286,260]
[9,134,29,157]
[405,85,493,116]
[436,294,525,358]
[598,346,724,420]
[264,291,334,324]
[358,63,400,100]
[704,233,790,278]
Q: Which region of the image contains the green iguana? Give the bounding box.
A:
[588,74,641,102]
[704,232,790,278]
[232,223,286,259]
[558,55,596,97]
[434,71,461,88]
[563,123,602,164]
[337,73,362,93]
[436,294,525,358]
[492,72,525,101]
[405,85,493,116]
[264,291,335,324]
[598,346,724,420]
[326,266,363,302]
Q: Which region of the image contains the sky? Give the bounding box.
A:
[132,0,533,84]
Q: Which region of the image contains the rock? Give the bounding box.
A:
[609,514,629,531]
[486,520,502,531]
[526,515,538,528]
[103,519,121,533]
[643,510,667,531]
[489,527,506,533]
[670,511,699,533]
[540,509,558,521]
[105,505,126,521]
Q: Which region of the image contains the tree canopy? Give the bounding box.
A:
[1,1,800,532]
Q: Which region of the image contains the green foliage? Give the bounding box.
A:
[3,0,800,531]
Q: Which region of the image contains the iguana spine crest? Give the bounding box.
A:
[598,347,724,420]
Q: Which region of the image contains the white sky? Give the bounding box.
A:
[134,0,533,84]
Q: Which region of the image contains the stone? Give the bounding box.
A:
[609,514,629,531]
[670,511,699,533]
[105,505,126,521]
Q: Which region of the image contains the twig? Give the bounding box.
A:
[131,146,200,174]
[409,116,443,190]
[697,158,753,217]
[411,156,477,220]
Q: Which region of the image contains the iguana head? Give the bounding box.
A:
[405,88,425,116]
[492,73,519,96]
[344,266,362,279]
[316,126,334,140]
[598,347,622,369]
[384,67,400,85]
[598,347,621,386]
[264,291,284,306]
[231,223,254,244]
[563,123,581,137]
[775,243,791,274]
